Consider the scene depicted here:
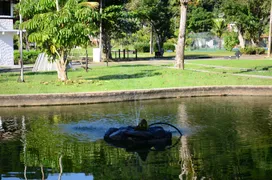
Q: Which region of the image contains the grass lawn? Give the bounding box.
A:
[186,59,272,76]
[0,61,271,95]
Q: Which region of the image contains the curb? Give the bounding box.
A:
[0,86,272,107]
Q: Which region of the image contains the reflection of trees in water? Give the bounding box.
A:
[178,103,196,180]
[1,97,272,179]
[18,117,181,180]
[0,116,22,140]
[184,97,272,179]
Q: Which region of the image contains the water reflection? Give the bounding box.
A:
[0,96,272,179]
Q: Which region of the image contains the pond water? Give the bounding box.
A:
[0,96,272,179]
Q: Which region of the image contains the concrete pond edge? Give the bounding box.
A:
[0,86,272,107]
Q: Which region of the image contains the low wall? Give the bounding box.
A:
[0,86,272,107]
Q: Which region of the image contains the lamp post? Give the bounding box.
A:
[19,0,24,82]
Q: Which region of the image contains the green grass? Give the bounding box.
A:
[0,62,271,95]
[187,59,272,68]
[186,59,272,77]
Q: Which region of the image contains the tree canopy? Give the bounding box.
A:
[20,0,99,81]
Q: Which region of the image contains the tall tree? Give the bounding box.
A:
[187,7,213,33]
[100,0,138,60]
[128,0,174,53]
[175,0,189,69]
[20,0,99,81]
[222,0,270,48]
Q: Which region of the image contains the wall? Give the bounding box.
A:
[0,86,272,107]
[0,19,14,66]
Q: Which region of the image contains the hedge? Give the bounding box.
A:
[163,43,175,51]
[240,46,265,55]
[14,50,40,65]
[134,43,150,53]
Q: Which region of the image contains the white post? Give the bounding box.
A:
[19,0,24,82]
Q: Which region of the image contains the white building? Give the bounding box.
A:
[0,0,18,66]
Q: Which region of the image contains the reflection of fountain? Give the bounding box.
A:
[178,104,196,180]
[131,96,144,125]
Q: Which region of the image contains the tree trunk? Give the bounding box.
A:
[268,0,272,57]
[85,48,88,72]
[251,39,256,47]
[157,35,162,53]
[176,1,188,69]
[150,25,154,54]
[237,29,245,48]
[219,38,222,49]
[102,31,112,65]
[56,51,68,81]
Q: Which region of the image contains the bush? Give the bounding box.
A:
[240,46,265,55]
[14,50,40,65]
[256,47,265,55]
[134,43,150,53]
[223,32,239,51]
[163,43,175,52]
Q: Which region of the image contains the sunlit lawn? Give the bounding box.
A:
[187,59,272,76]
[0,62,271,95]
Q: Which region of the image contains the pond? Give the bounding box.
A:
[0,96,272,179]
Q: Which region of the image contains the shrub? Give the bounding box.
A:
[223,32,239,51]
[134,43,150,53]
[240,46,265,55]
[14,50,40,65]
[240,46,255,55]
[163,43,175,52]
[256,47,265,55]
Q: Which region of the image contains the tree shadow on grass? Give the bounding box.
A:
[85,72,162,81]
[236,66,272,74]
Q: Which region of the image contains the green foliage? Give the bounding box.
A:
[14,50,40,65]
[187,7,213,33]
[20,0,99,60]
[134,43,150,52]
[211,18,226,38]
[163,43,175,51]
[256,47,266,55]
[240,46,265,55]
[185,38,193,49]
[131,28,150,44]
[129,0,174,51]
[223,32,239,51]
[222,0,270,44]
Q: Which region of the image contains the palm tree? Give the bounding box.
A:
[211,19,226,49]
